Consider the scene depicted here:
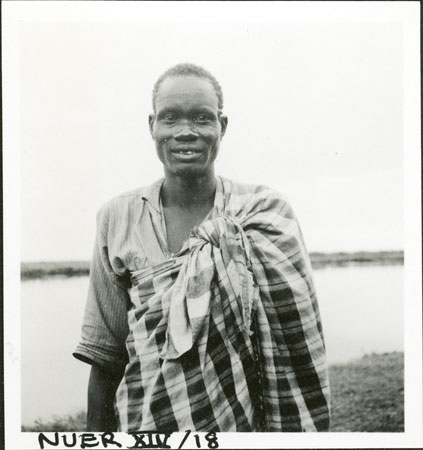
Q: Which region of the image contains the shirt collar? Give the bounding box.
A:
[141,176,224,215]
[140,178,165,213]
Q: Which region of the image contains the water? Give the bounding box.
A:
[313,265,403,363]
[21,265,403,426]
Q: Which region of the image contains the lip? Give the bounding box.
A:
[171,146,202,153]
[170,147,203,161]
[171,150,203,162]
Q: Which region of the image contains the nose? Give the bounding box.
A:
[174,120,199,141]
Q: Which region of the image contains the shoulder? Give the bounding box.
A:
[96,179,163,224]
[219,176,295,218]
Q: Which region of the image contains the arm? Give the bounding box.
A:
[87,363,124,431]
[74,203,130,430]
[247,190,330,431]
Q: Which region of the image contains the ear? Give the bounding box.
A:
[219,114,228,139]
[148,114,155,138]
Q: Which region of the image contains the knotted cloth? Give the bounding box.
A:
[115,181,330,432]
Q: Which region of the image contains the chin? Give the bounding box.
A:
[169,164,210,178]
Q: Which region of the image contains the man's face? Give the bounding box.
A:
[149,76,227,179]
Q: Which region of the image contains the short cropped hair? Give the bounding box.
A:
[152,63,224,111]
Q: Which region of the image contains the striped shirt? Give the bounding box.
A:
[74,176,330,432]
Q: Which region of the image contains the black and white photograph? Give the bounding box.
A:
[2,1,422,449]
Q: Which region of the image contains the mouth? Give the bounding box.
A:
[171,147,201,154]
[173,150,198,155]
[170,147,203,161]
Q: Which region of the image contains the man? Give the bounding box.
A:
[74,63,330,432]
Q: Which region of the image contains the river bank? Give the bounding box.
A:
[21,250,404,280]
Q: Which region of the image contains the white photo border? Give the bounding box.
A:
[3,1,421,449]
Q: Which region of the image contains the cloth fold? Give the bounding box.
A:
[161,215,259,360]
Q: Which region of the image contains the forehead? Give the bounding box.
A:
[155,76,219,112]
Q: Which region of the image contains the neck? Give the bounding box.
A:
[161,171,217,208]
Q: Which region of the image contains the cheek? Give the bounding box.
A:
[201,128,221,144]
[153,127,172,144]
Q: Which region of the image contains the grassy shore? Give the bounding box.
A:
[21,251,403,280]
[309,250,403,269]
[329,351,403,432]
[22,351,403,432]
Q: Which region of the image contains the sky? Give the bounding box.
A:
[17,8,405,261]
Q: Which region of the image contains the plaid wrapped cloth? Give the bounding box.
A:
[114,178,330,432]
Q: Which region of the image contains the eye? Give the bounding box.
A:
[194,114,210,124]
[161,113,178,124]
